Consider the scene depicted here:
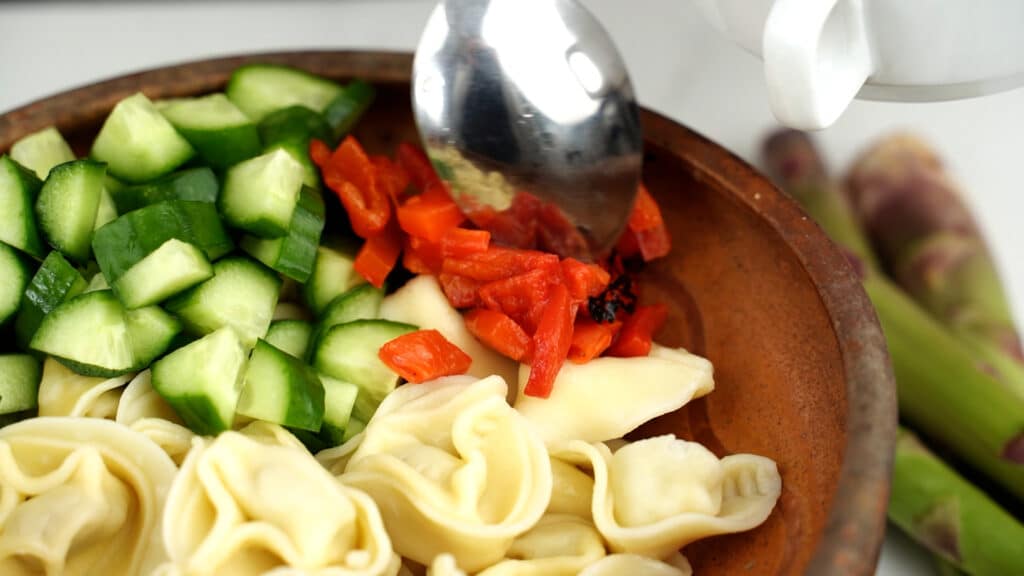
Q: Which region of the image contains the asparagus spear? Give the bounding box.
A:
[865,269,1024,499]
[762,129,1024,499]
[845,134,1023,365]
[891,427,1024,576]
[761,129,879,269]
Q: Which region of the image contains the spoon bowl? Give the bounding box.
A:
[412,0,642,260]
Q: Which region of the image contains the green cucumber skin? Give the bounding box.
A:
[0,156,46,259]
[35,159,107,263]
[240,186,326,283]
[324,80,376,140]
[258,105,333,148]
[160,94,262,170]
[290,374,359,449]
[259,106,334,189]
[309,283,385,359]
[0,355,41,414]
[312,319,416,418]
[177,124,262,170]
[111,167,219,213]
[28,290,134,377]
[151,326,247,436]
[0,244,32,327]
[237,339,325,432]
[14,251,88,349]
[92,200,233,284]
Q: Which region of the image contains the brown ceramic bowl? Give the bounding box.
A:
[0,51,897,576]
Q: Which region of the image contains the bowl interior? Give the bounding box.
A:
[0,51,895,576]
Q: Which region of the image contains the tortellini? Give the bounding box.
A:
[37,357,132,419]
[475,514,606,576]
[8,310,781,575]
[577,553,692,576]
[341,376,551,572]
[315,433,364,477]
[115,370,195,465]
[546,458,594,519]
[427,554,466,576]
[379,275,518,391]
[159,428,394,576]
[0,417,178,575]
[513,345,714,445]
[552,435,782,559]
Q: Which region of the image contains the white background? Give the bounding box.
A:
[3,1,1022,574]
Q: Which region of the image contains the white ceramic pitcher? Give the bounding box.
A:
[691,0,1024,129]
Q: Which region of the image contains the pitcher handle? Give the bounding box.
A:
[762,0,873,129]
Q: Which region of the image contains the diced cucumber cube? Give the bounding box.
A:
[226,64,345,121]
[165,256,281,348]
[35,159,106,262]
[9,126,76,180]
[91,92,195,183]
[13,251,88,348]
[112,238,213,308]
[151,326,247,435]
[159,93,262,169]
[236,339,325,432]
[0,355,41,414]
[220,149,305,238]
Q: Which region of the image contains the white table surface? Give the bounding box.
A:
[3,1,1022,574]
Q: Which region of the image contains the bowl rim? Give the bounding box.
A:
[0,50,897,576]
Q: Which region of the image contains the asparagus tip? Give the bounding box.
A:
[761,129,826,185]
[915,498,962,562]
[1002,432,1024,464]
[839,247,868,281]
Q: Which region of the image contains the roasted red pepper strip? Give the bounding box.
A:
[379,329,472,383]
[396,142,439,190]
[324,136,392,238]
[442,228,491,258]
[309,139,332,169]
[438,273,483,309]
[396,183,465,242]
[402,236,443,275]
[478,268,555,333]
[372,155,410,202]
[628,184,663,232]
[442,246,560,283]
[464,308,533,362]
[623,183,671,262]
[568,318,621,364]
[615,228,641,259]
[607,303,669,357]
[353,220,402,288]
[560,258,611,302]
[524,283,575,398]
[636,224,671,261]
[537,202,589,260]
[329,180,388,239]
[467,192,541,250]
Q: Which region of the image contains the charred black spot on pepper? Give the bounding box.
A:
[588,273,637,323]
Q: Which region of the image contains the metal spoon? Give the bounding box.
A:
[412,0,642,260]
